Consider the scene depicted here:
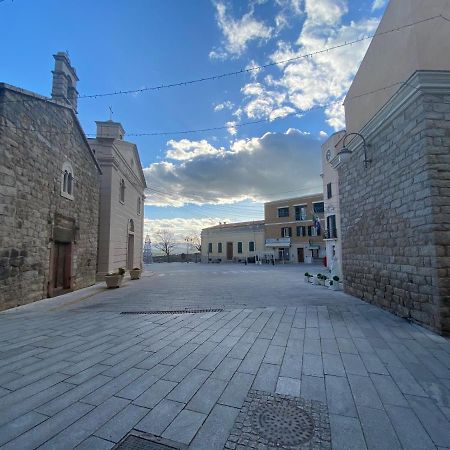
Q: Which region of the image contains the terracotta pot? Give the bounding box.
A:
[130,269,141,280]
[105,274,123,288]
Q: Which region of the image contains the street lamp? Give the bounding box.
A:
[337,132,372,168]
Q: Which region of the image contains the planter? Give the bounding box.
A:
[130,268,142,280]
[325,279,332,288]
[105,274,123,288]
[313,277,320,285]
[304,276,311,283]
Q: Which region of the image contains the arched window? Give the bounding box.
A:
[61,162,74,200]
[119,179,125,203]
[129,219,135,233]
[137,197,141,215]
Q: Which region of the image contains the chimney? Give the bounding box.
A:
[51,52,79,112]
[95,120,125,140]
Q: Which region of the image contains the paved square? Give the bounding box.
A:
[0,263,449,449]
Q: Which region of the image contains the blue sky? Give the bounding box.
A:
[1,0,387,242]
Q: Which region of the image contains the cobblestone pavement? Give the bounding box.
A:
[0,263,449,449]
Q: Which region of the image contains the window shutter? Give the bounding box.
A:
[308,226,312,236]
[289,227,292,237]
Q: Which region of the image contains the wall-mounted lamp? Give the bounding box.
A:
[337,132,372,168]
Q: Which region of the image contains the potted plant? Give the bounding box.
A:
[324,276,333,287]
[118,267,126,281]
[331,275,341,291]
[130,267,142,280]
[314,274,321,285]
[105,270,123,288]
[304,272,311,283]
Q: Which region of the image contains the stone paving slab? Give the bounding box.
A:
[0,263,449,449]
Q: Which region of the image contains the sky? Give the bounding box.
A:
[0,0,388,248]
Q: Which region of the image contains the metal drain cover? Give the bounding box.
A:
[113,431,187,450]
[225,390,331,449]
[252,401,315,446]
[120,308,223,315]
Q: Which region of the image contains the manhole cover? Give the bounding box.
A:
[120,308,223,315]
[252,400,315,446]
[225,390,331,449]
[113,431,187,450]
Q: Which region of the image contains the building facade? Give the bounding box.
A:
[339,0,450,333]
[264,195,325,264]
[321,131,346,276]
[0,53,101,310]
[88,121,147,278]
[201,221,265,263]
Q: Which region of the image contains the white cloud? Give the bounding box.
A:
[165,139,224,161]
[233,2,380,130]
[214,100,234,112]
[143,129,323,207]
[145,217,228,245]
[319,130,328,138]
[210,1,273,58]
[371,0,387,12]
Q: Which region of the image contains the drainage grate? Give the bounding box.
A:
[225,390,331,449]
[120,308,224,315]
[113,431,187,450]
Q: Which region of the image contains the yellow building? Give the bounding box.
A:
[264,194,325,264]
[201,221,265,263]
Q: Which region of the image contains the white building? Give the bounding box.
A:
[88,121,147,278]
[201,221,265,263]
[321,131,346,277]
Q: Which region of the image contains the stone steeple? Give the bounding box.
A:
[51,52,79,112]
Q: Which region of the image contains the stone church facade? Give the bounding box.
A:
[0,53,101,310]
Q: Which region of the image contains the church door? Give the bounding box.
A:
[52,242,71,295]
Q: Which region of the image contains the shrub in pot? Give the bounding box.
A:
[105,271,123,288]
[304,272,311,283]
[130,267,142,280]
[332,275,341,291]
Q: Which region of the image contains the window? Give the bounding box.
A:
[281,227,292,238]
[137,197,141,215]
[313,202,324,214]
[129,219,135,233]
[278,207,289,218]
[237,242,243,254]
[208,243,213,253]
[249,241,255,252]
[119,179,125,203]
[327,183,332,199]
[218,242,222,253]
[296,226,306,237]
[308,225,318,237]
[295,205,307,220]
[61,162,74,200]
[326,215,337,239]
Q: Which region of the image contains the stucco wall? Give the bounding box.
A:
[0,85,100,310]
[339,72,450,334]
[345,0,450,133]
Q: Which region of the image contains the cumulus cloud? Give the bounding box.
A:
[214,100,235,112]
[371,0,387,11]
[210,1,273,59]
[143,129,323,207]
[232,0,380,130]
[165,139,224,161]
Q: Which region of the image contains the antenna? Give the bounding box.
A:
[108,106,113,121]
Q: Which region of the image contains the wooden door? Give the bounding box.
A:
[226,242,233,260]
[52,242,71,293]
[297,247,305,263]
[127,234,135,269]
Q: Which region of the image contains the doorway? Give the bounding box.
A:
[127,234,134,269]
[226,242,233,260]
[297,247,305,263]
[52,242,72,295]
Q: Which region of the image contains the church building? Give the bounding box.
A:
[0,53,101,309]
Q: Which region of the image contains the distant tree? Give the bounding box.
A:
[154,230,177,262]
[189,234,202,253]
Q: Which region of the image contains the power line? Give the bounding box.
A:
[77,14,445,99]
[0,80,409,138]
[1,14,446,107]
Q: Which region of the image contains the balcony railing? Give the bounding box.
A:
[325,228,338,239]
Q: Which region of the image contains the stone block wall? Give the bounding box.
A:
[339,73,450,334]
[0,85,100,310]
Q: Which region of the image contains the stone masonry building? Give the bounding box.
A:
[0,53,101,310]
[338,0,450,333]
[88,121,147,279]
